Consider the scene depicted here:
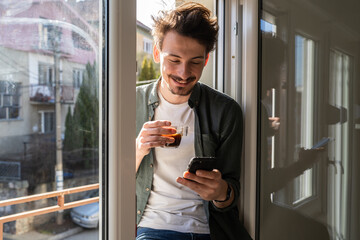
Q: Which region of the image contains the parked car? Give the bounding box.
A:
[70,190,99,228]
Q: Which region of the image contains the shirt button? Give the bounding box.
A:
[146,187,150,192]
[150,164,153,168]
[137,210,141,215]
[148,116,151,121]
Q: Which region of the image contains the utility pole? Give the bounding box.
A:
[53,26,64,225]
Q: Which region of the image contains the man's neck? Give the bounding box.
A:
[159,79,190,104]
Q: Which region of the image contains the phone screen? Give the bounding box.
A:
[311,137,331,149]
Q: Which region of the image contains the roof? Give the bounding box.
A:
[137,20,151,33]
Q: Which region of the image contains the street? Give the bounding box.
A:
[66,228,99,240]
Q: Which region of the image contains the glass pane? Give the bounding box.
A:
[0,0,101,238]
[3,95,11,106]
[0,108,6,119]
[0,81,7,93]
[9,107,19,119]
[259,0,360,239]
[12,95,20,107]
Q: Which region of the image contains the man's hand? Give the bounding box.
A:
[176,169,234,208]
[136,120,176,172]
[269,117,280,131]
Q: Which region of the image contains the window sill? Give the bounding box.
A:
[0,118,23,123]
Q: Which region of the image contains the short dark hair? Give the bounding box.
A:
[152,2,218,54]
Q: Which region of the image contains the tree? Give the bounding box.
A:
[63,106,75,151]
[139,57,150,81]
[63,62,99,168]
[148,59,156,80]
[139,57,158,81]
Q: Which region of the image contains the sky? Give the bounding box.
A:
[137,0,175,28]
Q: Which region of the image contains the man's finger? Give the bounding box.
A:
[143,120,171,128]
[183,171,212,186]
[140,136,175,144]
[141,141,167,148]
[143,127,176,136]
[195,169,221,180]
[176,177,206,195]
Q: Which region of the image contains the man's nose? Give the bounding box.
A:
[178,63,192,80]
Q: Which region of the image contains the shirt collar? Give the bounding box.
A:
[147,78,161,106]
[188,82,201,108]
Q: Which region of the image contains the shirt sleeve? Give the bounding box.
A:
[212,101,243,212]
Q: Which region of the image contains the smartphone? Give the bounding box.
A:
[187,157,216,174]
[311,137,331,149]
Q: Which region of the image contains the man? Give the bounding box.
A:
[136,2,250,240]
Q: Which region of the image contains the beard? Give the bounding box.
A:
[166,74,197,96]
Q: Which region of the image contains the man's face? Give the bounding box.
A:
[154,31,208,101]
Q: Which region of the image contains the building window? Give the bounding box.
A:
[73,69,84,89]
[0,81,21,120]
[39,21,54,50]
[143,38,153,54]
[72,31,92,51]
[39,63,54,86]
[260,11,277,36]
[39,111,55,133]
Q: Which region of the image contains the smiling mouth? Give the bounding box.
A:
[170,75,196,85]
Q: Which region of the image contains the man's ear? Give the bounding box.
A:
[153,44,160,63]
[204,53,210,66]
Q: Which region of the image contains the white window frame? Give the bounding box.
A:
[240,0,258,238]
[39,21,53,50]
[0,80,21,120]
[106,0,257,239]
[38,111,55,134]
[143,38,153,54]
[73,69,84,89]
[218,0,258,237]
[107,0,136,239]
[38,63,54,86]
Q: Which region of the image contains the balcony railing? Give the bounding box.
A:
[0,183,99,240]
[29,84,74,103]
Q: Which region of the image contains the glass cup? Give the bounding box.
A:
[161,126,188,148]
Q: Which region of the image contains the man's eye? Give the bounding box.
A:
[169,59,180,63]
[191,62,201,65]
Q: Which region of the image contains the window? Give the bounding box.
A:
[293,35,316,204]
[0,0,102,238]
[39,20,60,50]
[143,38,153,54]
[260,11,277,36]
[72,31,92,51]
[73,69,84,89]
[259,0,360,239]
[0,81,21,120]
[39,63,54,86]
[39,111,55,133]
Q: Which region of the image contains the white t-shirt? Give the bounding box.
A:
[138,91,210,234]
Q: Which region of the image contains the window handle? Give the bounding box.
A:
[328,160,344,174]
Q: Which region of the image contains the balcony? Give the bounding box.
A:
[30,84,74,104]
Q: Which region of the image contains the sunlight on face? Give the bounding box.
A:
[155,31,208,103]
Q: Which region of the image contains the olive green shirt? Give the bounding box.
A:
[136,79,249,240]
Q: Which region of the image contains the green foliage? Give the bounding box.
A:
[139,57,158,81]
[63,62,99,167]
[148,60,156,80]
[63,106,75,151]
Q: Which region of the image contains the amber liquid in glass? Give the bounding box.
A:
[163,133,182,147]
